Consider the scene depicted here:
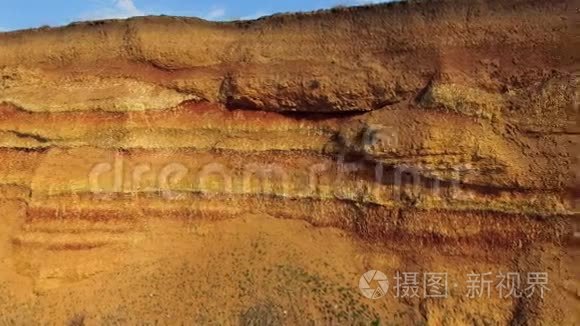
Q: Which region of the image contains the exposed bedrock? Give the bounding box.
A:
[0,0,576,114]
[0,0,578,324]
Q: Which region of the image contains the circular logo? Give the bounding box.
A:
[359,270,389,299]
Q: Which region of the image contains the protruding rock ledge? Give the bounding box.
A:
[0,0,575,113]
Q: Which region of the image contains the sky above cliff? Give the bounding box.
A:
[0,0,386,31]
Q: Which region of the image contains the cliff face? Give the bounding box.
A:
[0,0,578,324]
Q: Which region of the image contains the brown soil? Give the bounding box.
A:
[0,0,578,324]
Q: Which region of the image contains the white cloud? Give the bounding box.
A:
[202,7,226,21]
[81,0,144,21]
[116,0,143,16]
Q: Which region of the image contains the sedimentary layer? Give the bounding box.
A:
[0,0,578,324]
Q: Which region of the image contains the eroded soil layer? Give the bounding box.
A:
[0,0,578,324]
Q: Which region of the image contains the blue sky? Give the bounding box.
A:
[0,0,384,31]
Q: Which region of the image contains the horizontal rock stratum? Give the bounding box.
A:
[0,0,578,324]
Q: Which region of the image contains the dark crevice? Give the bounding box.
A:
[413,74,436,104]
[0,147,49,154]
[277,110,367,121]
[10,130,51,143]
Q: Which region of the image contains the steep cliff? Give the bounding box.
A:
[0,0,578,324]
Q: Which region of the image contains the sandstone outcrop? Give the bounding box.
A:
[0,0,578,324]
